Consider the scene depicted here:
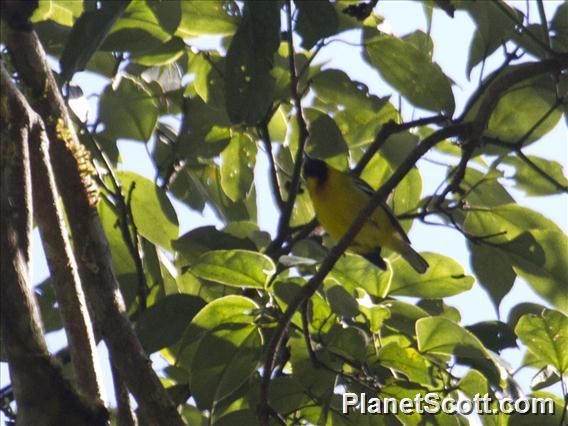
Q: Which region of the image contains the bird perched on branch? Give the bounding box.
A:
[303,155,428,274]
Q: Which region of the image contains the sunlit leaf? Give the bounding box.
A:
[378,342,435,386]
[176,0,239,37]
[220,133,257,202]
[504,155,568,196]
[178,296,261,410]
[388,253,474,298]
[329,252,391,297]
[188,250,275,289]
[417,317,487,358]
[516,309,568,374]
[364,31,455,114]
[116,171,179,251]
[130,36,185,66]
[99,76,158,141]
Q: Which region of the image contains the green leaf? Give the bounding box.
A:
[224,1,280,124]
[551,2,568,52]
[323,325,367,363]
[289,334,338,407]
[380,300,429,337]
[312,68,392,147]
[135,294,205,353]
[503,155,568,196]
[176,0,239,37]
[214,410,259,426]
[364,32,455,114]
[461,167,514,207]
[312,69,388,112]
[277,146,314,226]
[460,1,519,78]
[392,167,422,234]
[325,284,359,318]
[468,242,516,313]
[116,171,179,251]
[464,203,560,245]
[188,250,275,289]
[378,342,434,386]
[479,229,568,312]
[173,226,256,263]
[295,0,339,49]
[35,279,63,333]
[179,296,261,410]
[403,30,434,58]
[31,0,84,26]
[458,369,489,397]
[98,197,138,306]
[417,317,487,358]
[507,302,547,328]
[268,376,310,415]
[417,299,461,323]
[329,252,391,297]
[388,253,474,298]
[59,1,129,82]
[516,309,568,374]
[304,108,348,168]
[484,73,562,145]
[220,133,257,202]
[102,0,180,52]
[99,76,158,141]
[362,305,390,334]
[130,36,185,66]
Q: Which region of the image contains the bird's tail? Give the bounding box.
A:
[400,244,429,274]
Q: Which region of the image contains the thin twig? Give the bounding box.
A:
[300,301,319,367]
[266,0,310,254]
[77,119,149,308]
[536,0,551,54]
[516,150,568,193]
[259,122,284,209]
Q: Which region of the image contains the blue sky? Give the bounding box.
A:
[2,1,566,421]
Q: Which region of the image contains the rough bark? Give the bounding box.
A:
[1,62,107,426]
[3,16,184,426]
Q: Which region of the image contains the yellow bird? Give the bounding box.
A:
[303,156,428,274]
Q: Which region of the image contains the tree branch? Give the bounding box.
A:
[111,361,138,426]
[1,61,107,426]
[5,25,184,426]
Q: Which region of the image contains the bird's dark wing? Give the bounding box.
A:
[351,173,411,244]
[379,200,411,243]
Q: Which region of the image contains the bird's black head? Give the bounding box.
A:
[303,155,328,182]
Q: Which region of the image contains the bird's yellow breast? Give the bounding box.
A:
[306,169,397,253]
